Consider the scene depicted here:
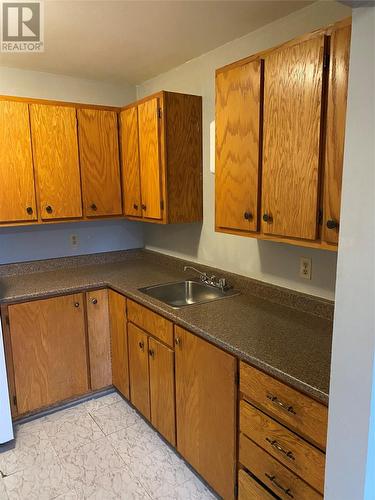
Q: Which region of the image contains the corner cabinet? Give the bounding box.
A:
[120,91,203,224]
[215,18,351,250]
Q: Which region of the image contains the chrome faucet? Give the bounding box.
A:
[183,266,232,291]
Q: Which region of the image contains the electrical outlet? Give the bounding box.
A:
[299,257,312,280]
[70,234,79,248]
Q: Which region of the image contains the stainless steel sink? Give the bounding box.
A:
[138,280,240,308]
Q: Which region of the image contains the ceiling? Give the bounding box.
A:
[0,0,316,85]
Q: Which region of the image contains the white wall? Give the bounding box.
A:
[325,6,375,500]
[137,0,351,300]
[0,68,143,264]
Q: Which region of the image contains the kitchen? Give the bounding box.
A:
[0,1,374,499]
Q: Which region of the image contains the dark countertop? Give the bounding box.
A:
[0,252,333,404]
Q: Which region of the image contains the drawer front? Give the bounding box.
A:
[240,362,328,450]
[238,469,275,500]
[240,434,322,500]
[240,400,325,493]
[127,299,173,347]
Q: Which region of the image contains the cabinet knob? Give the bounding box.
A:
[149,349,155,358]
[141,204,146,211]
[244,211,253,221]
[326,219,339,230]
[139,341,144,351]
[90,203,97,211]
[26,206,33,215]
[91,298,98,305]
[263,213,273,223]
[175,337,181,346]
[46,205,53,214]
[74,302,80,308]
[133,203,138,210]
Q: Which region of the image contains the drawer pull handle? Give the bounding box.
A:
[265,473,294,498]
[267,393,296,415]
[266,438,295,461]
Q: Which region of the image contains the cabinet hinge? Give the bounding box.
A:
[5,315,9,327]
[323,52,329,69]
[13,395,17,407]
[235,370,240,386]
[158,108,162,119]
[234,482,238,498]
[160,200,164,211]
[318,209,323,225]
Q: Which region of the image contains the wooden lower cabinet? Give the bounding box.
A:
[238,469,275,500]
[109,290,129,399]
[86,289,112,390]
[149,337,176,445]
[8,294,89,414]
[174,325,237,500]
[128,322,151,419]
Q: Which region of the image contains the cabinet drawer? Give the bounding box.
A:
[238,469,275,500]
[240,400,325,493]
[127,299,173,347]
[240,362,328,450]
[240,434,322,500]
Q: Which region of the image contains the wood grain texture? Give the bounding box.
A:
[119,106,142,217]
[240,362,328,450]
[322,25,351,244]
[240,434,322,500]
[127,299,173,347]
[175,326,236,500]
[165,92,203,223]
[8,294,88,415]
[149,337,176,445]
[138,97,162,220]
[0,101,37,223]
[240,400,325,493]
[29,104,83,220]
[86,289,112,390]
[238,469,275,500]
[78,109,122,217]
[215,60,261,232]
[128,323,150,419]
[108,290,129,399]
[262,36,325,240]
[1,305,18,417]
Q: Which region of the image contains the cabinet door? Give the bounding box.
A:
[216,60,262,232]
[0,101,37,223]
[138,97,162,220]
[323,25,351,244]
[30,104,82,220]
[262,36,325,240]
[86,289,112,390]
[78,109,122,217]
[175,326,236,500]
[149,337,175,445]
[120,107,142,217]
[109,290,129,399]
[128,323,150,419]
[9,294,88,414]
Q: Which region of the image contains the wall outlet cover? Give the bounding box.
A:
[70,234,79,247]
[299,257,312,280]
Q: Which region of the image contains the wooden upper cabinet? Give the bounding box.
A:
[262,35,326,240]
[0,101,37,223]
[119,106,142,217]
[86,289,112,391]
[8,294,88,414]
[120,91,202,224]
[78,109,122,217]
[322,25,351,245]
[175,326,236,500]
[138,97,163,220]
[30,104,82,220]
[215,60,262,233]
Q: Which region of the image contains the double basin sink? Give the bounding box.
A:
[139,279,239,309]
